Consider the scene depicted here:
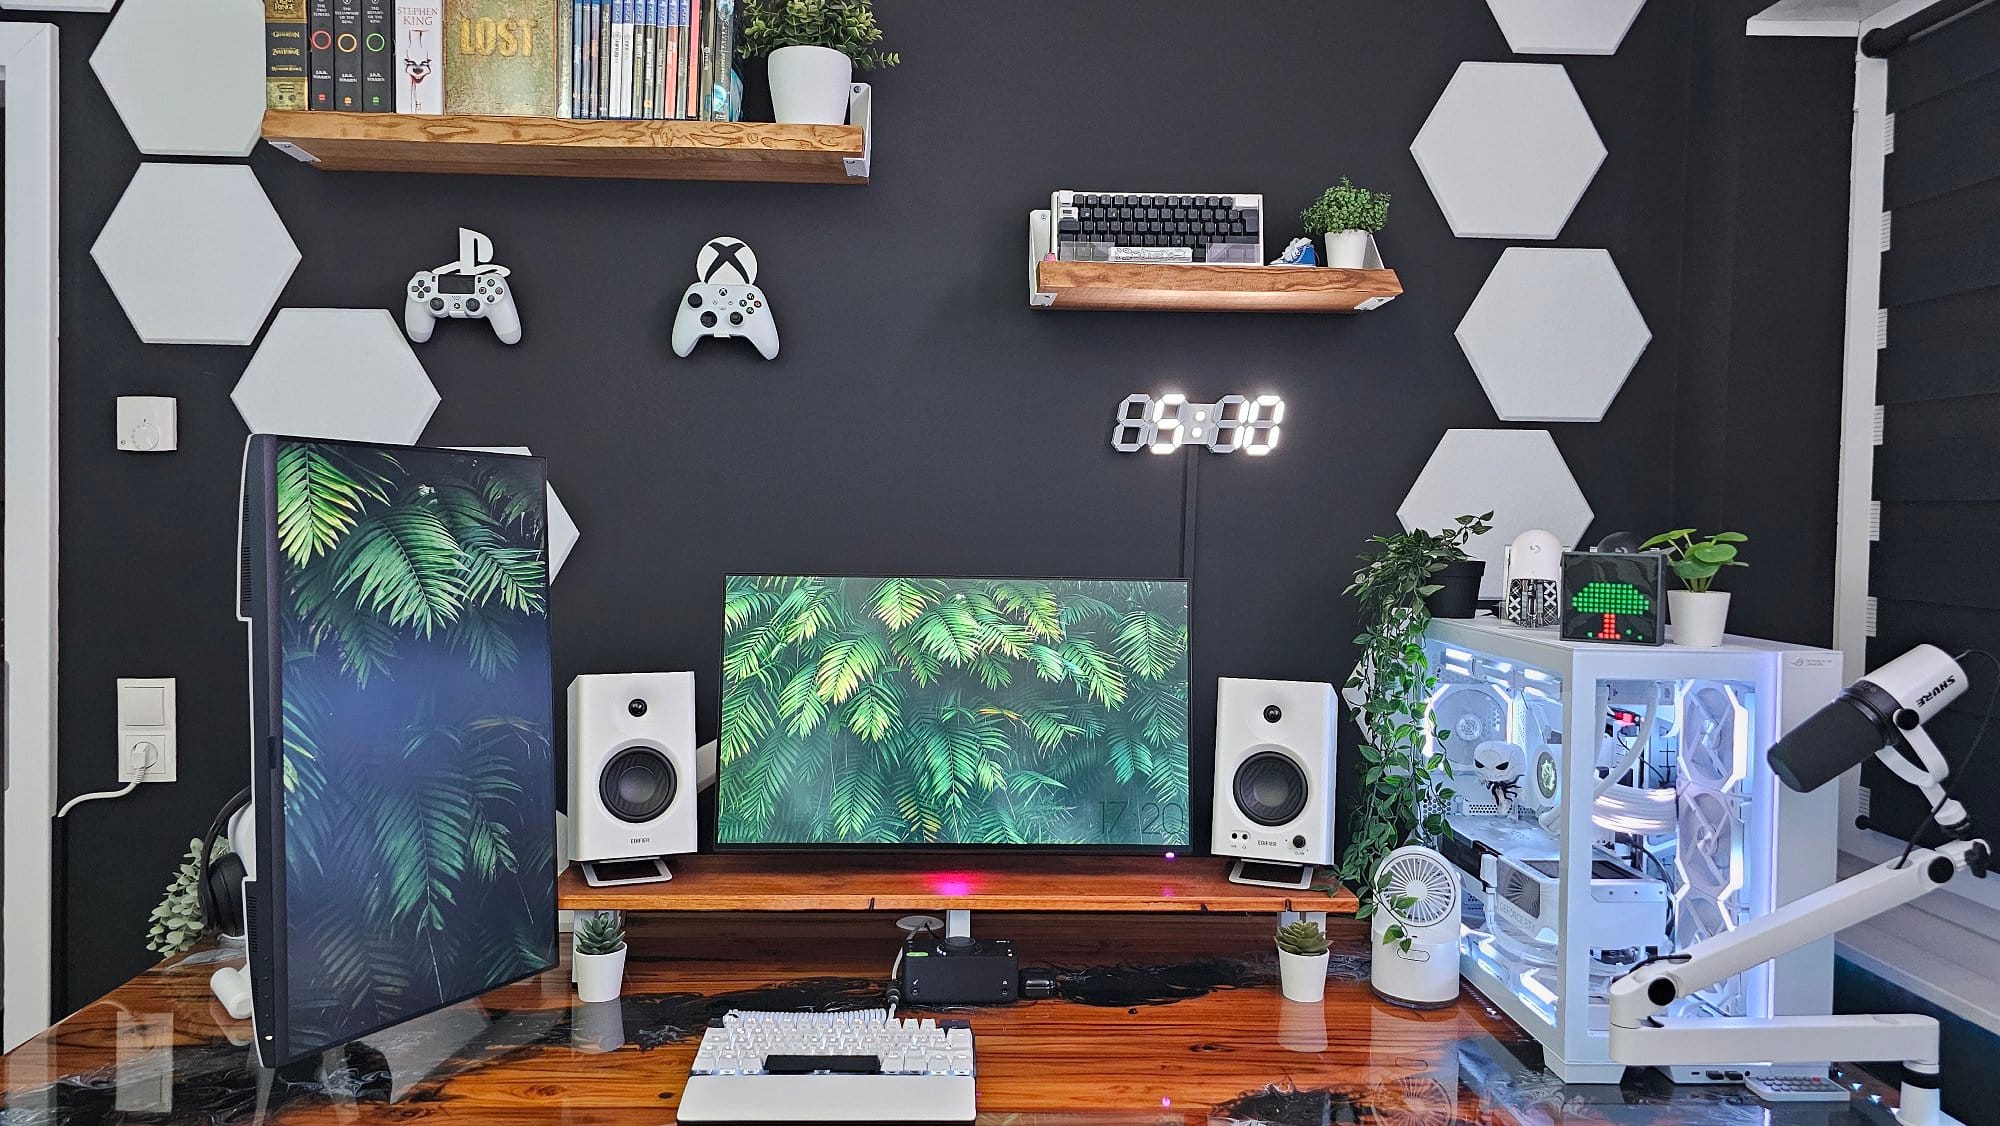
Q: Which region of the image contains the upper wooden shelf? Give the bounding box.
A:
[559,852,1357,915]
[1027,210,1401,313]
[261,91,870,183]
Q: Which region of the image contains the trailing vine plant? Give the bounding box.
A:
[1334,512,1492,920]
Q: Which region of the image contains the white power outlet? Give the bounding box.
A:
[116,677,177,783]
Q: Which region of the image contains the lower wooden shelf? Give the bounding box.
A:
[559,852,1357,915]
[1033,260,1404,312]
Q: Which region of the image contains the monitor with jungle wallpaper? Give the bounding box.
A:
[718,576,1192,850]
[239,437,557,1067]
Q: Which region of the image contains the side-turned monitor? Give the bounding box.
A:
[718,575,1192,851]
[238,436,558,1067]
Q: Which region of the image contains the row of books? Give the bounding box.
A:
[264,0,737,120]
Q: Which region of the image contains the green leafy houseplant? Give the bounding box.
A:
[738,0,900,68]
[575,912,626,957]
[147,837,229,957]
[1379,894,1422,953]
[1641,529,1748,592]
[1300,178,1391,236]
[1334,513,1491,918]
[1276,919,1330,957]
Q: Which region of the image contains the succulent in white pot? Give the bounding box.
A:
[739,0,899,125]
[1300,178,1390,269]
[573,911,628,1004]
[1275,919,1331,1003]
[1642,528,1748,648]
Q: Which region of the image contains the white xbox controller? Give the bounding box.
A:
[404,269,522,345]
[671,236,779,360]
[672,282,779,359]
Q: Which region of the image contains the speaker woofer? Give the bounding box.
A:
[1232,750,1308,827]
[599,745,677,824]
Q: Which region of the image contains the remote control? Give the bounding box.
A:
[1744,1074,1851,1103]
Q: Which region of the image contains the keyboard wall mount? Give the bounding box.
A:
[1027,211,1402,313]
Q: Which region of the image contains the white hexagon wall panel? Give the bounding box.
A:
[457,447,581,580]
[1486,0,1646,55]
[1410,62,1606,240]
[92,164,299,346]
[1456,249,1651,423]
[1397,429,1594,598]
[92,0,266,157]
[232,310,440,444]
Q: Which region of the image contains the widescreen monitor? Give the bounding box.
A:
[238,437,558,1067]
[718,575,1192,851]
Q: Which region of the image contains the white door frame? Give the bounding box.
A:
[1,20,61,1053]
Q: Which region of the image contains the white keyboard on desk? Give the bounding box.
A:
[678,1009,977,1123]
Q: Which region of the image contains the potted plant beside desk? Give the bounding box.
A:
[573,911,628,1003]
[739,0,899,124]
[1276,919,1331,1003]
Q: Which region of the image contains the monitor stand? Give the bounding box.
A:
[1226,859,1314,890]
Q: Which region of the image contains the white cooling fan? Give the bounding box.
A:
[1427,683,1510,767]
[1370,845,1462,1008]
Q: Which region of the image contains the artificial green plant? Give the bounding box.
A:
[1300,178,1391,236]
[738,0,900,68]
[1334,513,1491,919]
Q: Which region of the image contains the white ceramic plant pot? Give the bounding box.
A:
[1323,229,1371,269]
[1277,948,1329,1003]
[574,946,627,1004]
[1670,590,1731,648]
[767,45,853,125]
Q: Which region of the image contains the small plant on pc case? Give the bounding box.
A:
[1301,177,1391,269]
[1333,513,1491,918]
[1642,528,1748,647]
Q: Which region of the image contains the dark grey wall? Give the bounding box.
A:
[4,1,1855,1013]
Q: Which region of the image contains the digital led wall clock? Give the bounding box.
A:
[1111,393,1285,455]
[1559,550,1666,646]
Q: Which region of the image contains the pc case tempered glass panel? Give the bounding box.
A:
[1430,636,1766,1047]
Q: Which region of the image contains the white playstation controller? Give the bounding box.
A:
[671,236,779,360]
[404,269,522,345]
[672,282,779,359]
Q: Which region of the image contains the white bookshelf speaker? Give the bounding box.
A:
[568,673,697,863]
[1211,678,1337,886]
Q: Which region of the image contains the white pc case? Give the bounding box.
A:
[1425,615,1843,1082]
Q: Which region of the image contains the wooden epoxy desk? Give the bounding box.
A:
[0,913,1898,1124]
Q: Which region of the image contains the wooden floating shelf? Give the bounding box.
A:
[261,90,870,183]
[1034,260,1403,313]
[1026,209,1400,313]
[559,852,1358,915]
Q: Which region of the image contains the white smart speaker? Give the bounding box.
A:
[568,673,698,869]
[1211,678,1337,888]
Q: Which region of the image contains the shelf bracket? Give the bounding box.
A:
[843,84,873,179]
[1028,210,1056,307]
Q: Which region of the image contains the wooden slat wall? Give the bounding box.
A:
[1865,3,2000,836]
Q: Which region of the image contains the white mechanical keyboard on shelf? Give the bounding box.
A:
[678,1009,977,1123]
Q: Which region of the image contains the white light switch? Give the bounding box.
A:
[116,395,177,452]
[117,677,177,782]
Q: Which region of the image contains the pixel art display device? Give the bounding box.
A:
[1559,550,1666,645]
[718,576,1192,850]
[240,437,557,1066]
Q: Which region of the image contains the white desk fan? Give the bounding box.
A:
[1371,845,1462,1009]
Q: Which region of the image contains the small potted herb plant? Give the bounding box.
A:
[1642,528,1748,647]
[1276,919,1332,1003]
[1300,178,1391,269]
[739,0,899,125]
[573,911,628,1003]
